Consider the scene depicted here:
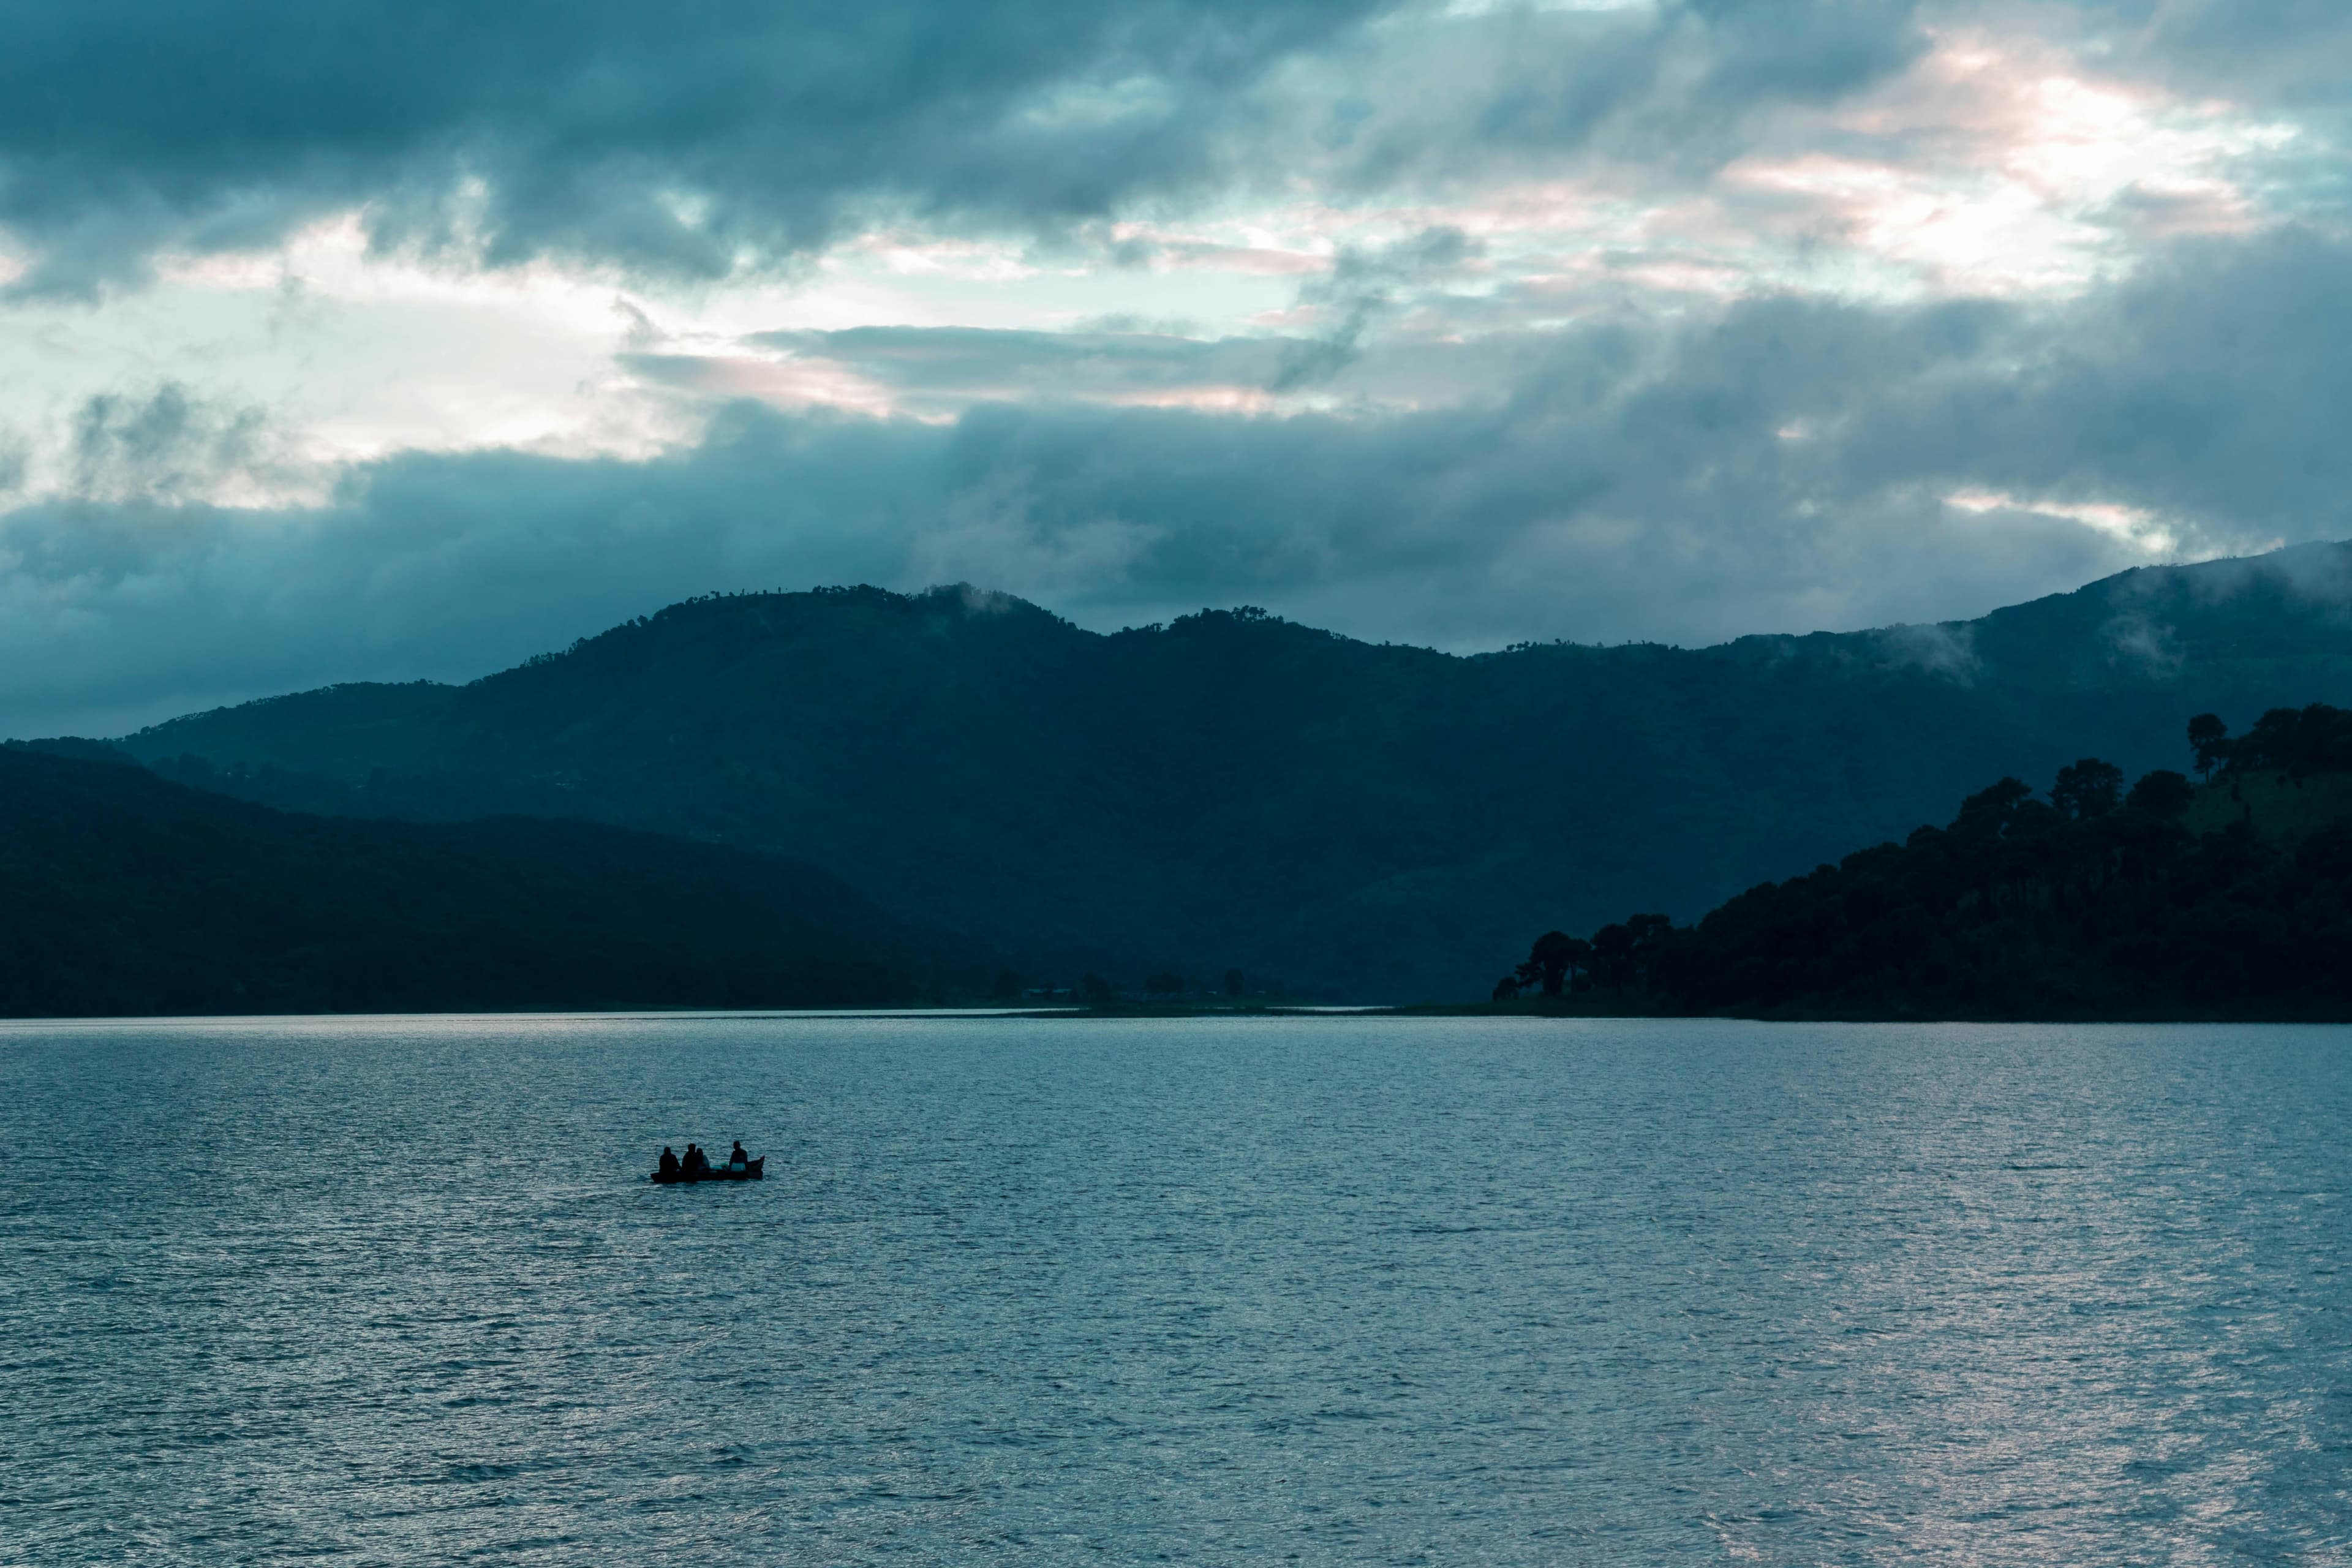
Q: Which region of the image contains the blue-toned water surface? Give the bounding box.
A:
[3,1014,2348,1564]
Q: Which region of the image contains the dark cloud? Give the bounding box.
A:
[1303,0,1929,194]
[1271,225,1483,390]
[2066,0,2352,103]
[0,0,1975,295]
[6,0,2348,295]
[1836,227,2352,537]
[0,0,1390,294]
[1682,0,1924,102]
[6,225,2350,736]
[66,382,277,503]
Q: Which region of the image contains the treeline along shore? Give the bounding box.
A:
[1483,705,2352,1022]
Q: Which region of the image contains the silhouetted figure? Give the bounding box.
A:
[659,1147,680,1177]
[729,1140,748,1168]
[683,1143,709,1175]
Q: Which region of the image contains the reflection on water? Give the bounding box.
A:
[3,1014,2348,1564]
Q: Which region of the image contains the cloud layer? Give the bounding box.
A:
[9,225,2349,736]
[21,1,2308,294]
[0,0,1392,295]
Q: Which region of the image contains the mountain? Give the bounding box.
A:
[0,744,994,1017]
[119,543,2352,1001]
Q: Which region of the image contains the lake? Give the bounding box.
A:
[4,1013,2348,1564]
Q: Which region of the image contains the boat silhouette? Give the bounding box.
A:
[652,1155,764,1184]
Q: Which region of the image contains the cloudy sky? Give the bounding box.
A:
[2,0,2347,734]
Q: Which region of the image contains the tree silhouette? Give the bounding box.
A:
[1583,915,1674,996]
[2226,704,2352,777]
[2187,713,2229,779]
[2125,769,2194,818]
[1514,929,1591,996]
[1625,913,1674,990]
[2051,758,2123,820]
[1955,777,2034,836]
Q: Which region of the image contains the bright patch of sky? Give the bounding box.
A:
[1945,487,2185,559]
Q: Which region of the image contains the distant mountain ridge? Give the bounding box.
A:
[121,542,2352,1001]
[1714,543,2352,690]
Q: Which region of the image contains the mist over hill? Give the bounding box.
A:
[121,542,2352,1001]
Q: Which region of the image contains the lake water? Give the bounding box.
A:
[3,1014,2349,1565]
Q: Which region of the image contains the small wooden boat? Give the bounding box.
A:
[652,1156,764,1184]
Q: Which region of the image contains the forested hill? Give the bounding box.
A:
[0,744,995,1017]
[1495,704,2352,1020]
[121,542,2352,1002]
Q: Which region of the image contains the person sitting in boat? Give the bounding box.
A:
[658,1146,680,1177]
[682,1143,709,1175]
[729,1140,748,1169]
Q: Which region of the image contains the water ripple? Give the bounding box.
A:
[3,1014,2349,1564]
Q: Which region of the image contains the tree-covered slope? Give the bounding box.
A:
[0,745,992,1017]
[121,544,2352,1001]
[1497,705,2352,1020]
